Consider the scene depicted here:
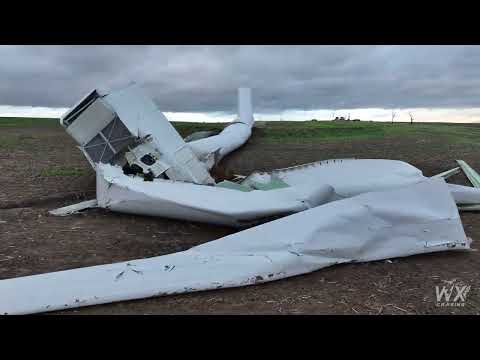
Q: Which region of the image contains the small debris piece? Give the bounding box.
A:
[456,160,480,188]
[49,199,98,216]
[432,167,461,179]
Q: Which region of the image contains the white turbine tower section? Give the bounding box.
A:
[188,88,254,167]
[237,87,254,126]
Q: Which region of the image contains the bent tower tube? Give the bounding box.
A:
[188,88,254,168]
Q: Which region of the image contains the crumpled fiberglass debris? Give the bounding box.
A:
[0,178,471,314]
[51,84,480,225]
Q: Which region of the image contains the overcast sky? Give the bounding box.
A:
[2,45,480,122]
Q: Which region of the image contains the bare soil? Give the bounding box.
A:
[1,124,479,314]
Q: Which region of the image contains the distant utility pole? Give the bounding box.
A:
[332,111,336,121]
[409,112,414,125]
[391,110,396,124]
[348,113,351,121]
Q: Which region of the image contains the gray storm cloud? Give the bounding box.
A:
[1,45,480,113]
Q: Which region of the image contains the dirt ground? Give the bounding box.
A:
[1,123,479,315]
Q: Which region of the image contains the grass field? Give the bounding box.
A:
[0,117,59,127]
[3,116,480,145]
[262,120,480,144]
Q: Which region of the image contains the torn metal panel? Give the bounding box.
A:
[48,200,98,217]
[456,160,480,188]
[0,178,470,315]
[60,83,214,185]
[91,158,480,225]
[96,164,336,227]
[103,85,213,184]
[50,153,480,222]
[123,135,171,178]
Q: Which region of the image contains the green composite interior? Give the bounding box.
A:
[216,177,290,192]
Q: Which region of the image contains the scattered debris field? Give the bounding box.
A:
[1,118,479,314]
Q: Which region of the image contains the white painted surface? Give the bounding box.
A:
[65,99,115,145]
[103,84,213,184]
[0,178,470,315]
[237,88,254,126]
[243,158,427,197]
[188,88,254,166]
[448,183,480,204]
[96,164,336,227]
[94,159,480,226]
